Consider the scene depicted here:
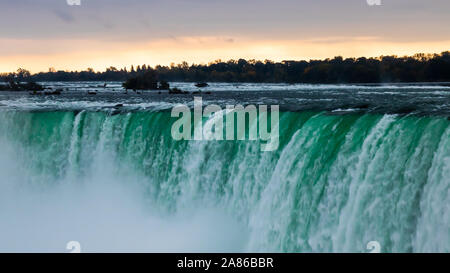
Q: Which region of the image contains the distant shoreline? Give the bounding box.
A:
[2,52,449,84]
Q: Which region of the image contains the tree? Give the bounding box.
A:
[122,69,159,90]
[16,68,31,80]
[3,51,450,84]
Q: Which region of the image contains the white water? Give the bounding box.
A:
[0,110,448,253]
[0,125,247,253]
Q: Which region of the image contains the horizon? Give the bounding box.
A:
[2,50,449,75]
[1,0,450,73]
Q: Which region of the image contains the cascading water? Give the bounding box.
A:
[0,107,448,253]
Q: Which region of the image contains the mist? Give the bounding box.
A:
[0,135,248,253]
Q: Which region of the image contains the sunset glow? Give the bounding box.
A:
[1,36,449,73]
[1,0,449,72]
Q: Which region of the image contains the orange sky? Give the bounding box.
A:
[1,36,449,73]
[1,0,449,73]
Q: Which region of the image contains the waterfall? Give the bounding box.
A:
[0,110,448,252]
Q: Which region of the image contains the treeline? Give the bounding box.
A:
[2,51,450,83]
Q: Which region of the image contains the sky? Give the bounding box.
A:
[1,0,449,73]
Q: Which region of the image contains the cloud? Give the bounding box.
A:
[223,38,235,43]
[0,0,449,72]
[52,9,76,23]
[0,0,449,41]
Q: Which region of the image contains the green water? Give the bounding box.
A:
[0,110,448,252]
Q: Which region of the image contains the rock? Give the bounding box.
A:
[159,81,170,90]
[44,89,62,95]
[169,88,189,94]
[1,81,44,92]
[195,82,209,88]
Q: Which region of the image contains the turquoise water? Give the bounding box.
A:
[0,109,448,252]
